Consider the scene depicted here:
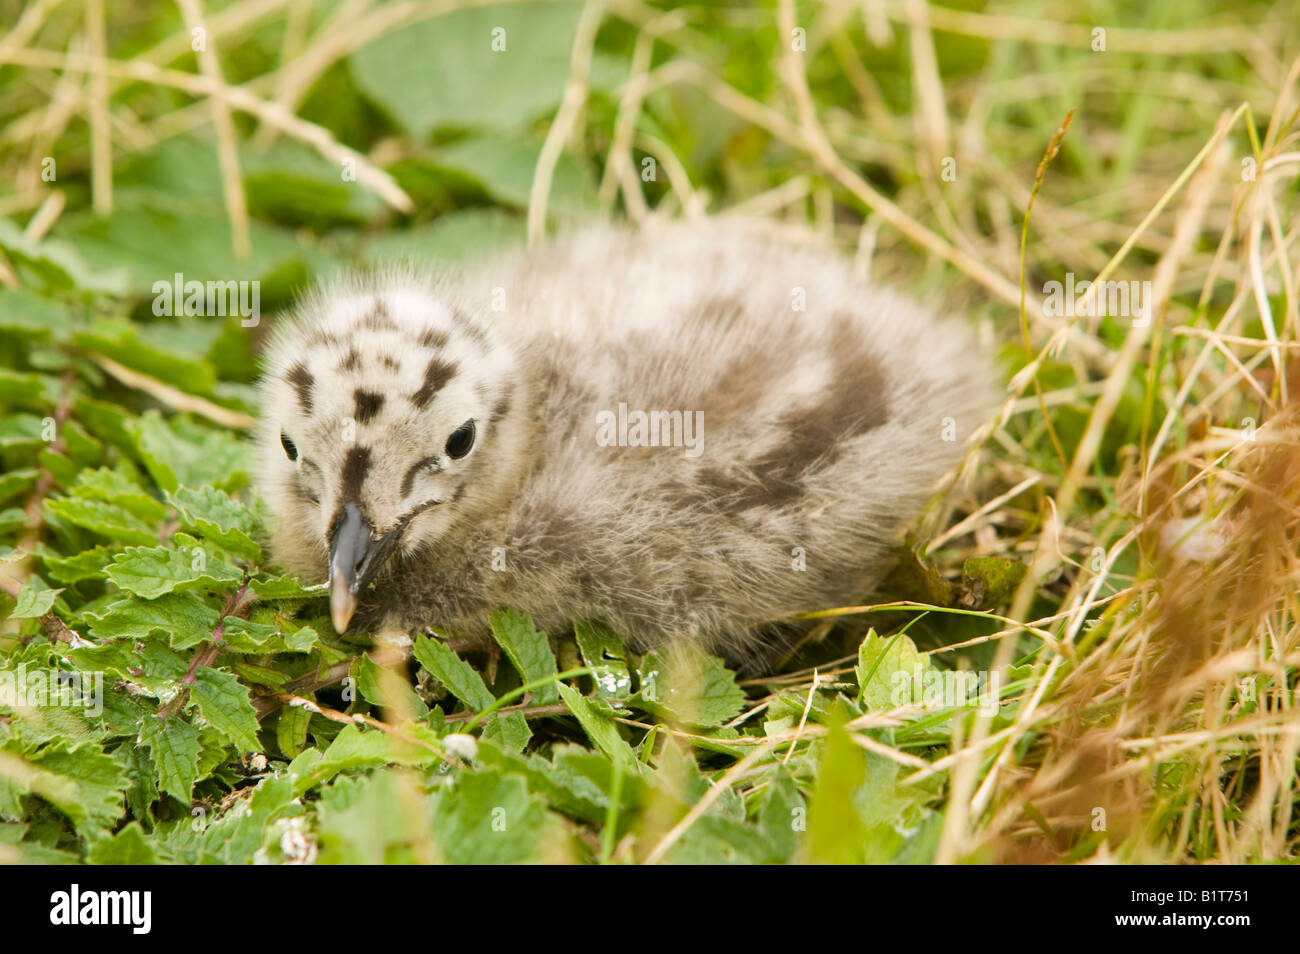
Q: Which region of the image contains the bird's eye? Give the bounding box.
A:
[445,420,476,460]
[280,431,299,461]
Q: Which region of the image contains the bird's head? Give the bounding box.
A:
[257,274,524,633]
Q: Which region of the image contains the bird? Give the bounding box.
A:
[256,220,994,666]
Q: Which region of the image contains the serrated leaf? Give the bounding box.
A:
[38,544,116,584]
[574,620,632,702]
[488,608,558,704]
[86,592,220,648]
[44,497,158,546]
[479,710,531,753]
[856,629,931,710]
[167,485,262,561]
[21,740,130,837]
[139,714,201,803]
[356,653,428,720]
[314,769,425,864]
[87,822,159,864]
[9,580,61,618]
[634,646,744,727]
[218,616,280,651]
[412,634,494,711]
[289,723,439,794]
[71,467,168,521]
[190,668,262,753]
[128,410,250,493]
[105,545,241,599]
[557,683,636,770]
[430,768,567,864]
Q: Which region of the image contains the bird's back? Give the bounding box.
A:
[396,222,993,659]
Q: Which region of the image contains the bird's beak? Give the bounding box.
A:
[327,501,403,633]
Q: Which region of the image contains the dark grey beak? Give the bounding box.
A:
[328,501,402,633]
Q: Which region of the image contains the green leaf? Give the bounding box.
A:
[960,556,1028,608]
[218,616,281,652]
[0,285,79,335]
[289,723,440,795]
[38,544,116,584]
[360,208,524,267]
[430,768,567,864]
[633,646,745,727]
[139,714,201,803]
[350,3,585,137]
[856,629,931,710]
[356,653,428,719]
[0,507,27,535]
[412,634,494,711]
[87,592,220,648]
[574,620,632,703]
[55,191,303,295]
[167,485,262,561]
[105,545,241,599]
[190,668,262,753]
[479,711,531,753]
[21,740,130,837]
[0,369,59,406]
[70,467,168,521]
[0,468,39,505]
[314,769,428,864]
[87,822,160,864]
[802,717,869,864]
[128,410,250,493]
[488,608,558,704]
[9,580,61,618]
[433,135,597,217]
[44,497,158,546]
[557,683,636,770]
[276,700,312,759]
[0,414,48,452]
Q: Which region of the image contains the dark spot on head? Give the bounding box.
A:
[337,348,360,373]
[450,307,488,347]
[304,327,339,348]
[286,362,314,414]
[400,455,441,497]
[378,354,400,372]
[340,445,372,502]
[488,387,513,425]
[419,327,449,350]
[410,356,457,409]
[360,299,397,331]
[353,389,384,424]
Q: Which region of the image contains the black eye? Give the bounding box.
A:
[445,420,475,460]
[280,431,298,461]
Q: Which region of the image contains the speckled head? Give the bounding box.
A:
[257,273,523,632]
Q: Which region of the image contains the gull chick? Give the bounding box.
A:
[257,222,992,663]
